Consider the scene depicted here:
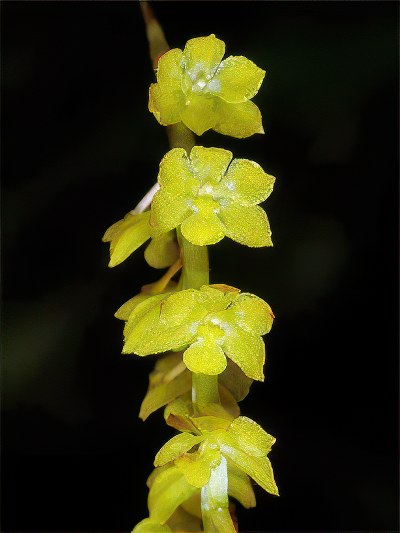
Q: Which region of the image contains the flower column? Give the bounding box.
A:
[103,6,279,532]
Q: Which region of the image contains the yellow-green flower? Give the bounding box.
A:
[149,34,266,138]
[150,146,275,247]
[122,285,274,381]
[137,414,277,532]
[102,211,179,268]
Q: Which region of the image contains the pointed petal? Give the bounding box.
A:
[214,99,264,139]
[166,505,202,530]
[221,444,279,496]
[114,293,149,321]
[227,461,256,509]
[219,204,272,247]
[219,359,253,402]
[190,146,232,185]
[181,95,218,136]
[219,158,275,206]
[103,212,152,267]
[222,327,265,382]
[155,433,205,467]
[150,190,191,235]
[227,416,276,457]
[183,340,227,375]
[213,55,265,103]
[148,466,198,523]
[181,210,225,246]
[182,35,225,79]
[139,370,192,421]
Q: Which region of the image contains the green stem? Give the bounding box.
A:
[177,229,220,408]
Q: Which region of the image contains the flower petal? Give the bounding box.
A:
[214,99,264,138]
[219,359,253,402]
[222,327,265,381]
[183,339,227,375]
[213,55,265,103]
[157,148,198,196]
[139,370,192,421]
[220,444,279,496]
[228,293,274,336]
[175,447,221,488]
[103,212,151,267]
[166,505,202,530]
[181,95,218,136]
[182,34,225,79]
[219,204,272,247]
[227,460,256,509]
[114,293,149,321]
[156,48,184,92]
[148,466,199,523]
[181,210,225,246]
[150,190,191,236]
[190,146,233,185]
[149,83,184,126]
[227,416,276,458]
[123,304,195,356]
[219,158,275,206]
[144,232,180,269]
[132,518,172,533]
[155,433,205,467]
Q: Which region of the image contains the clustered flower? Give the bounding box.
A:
[103,32,279,533]
[149,34,266,138]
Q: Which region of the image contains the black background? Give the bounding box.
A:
[2,1,399,532]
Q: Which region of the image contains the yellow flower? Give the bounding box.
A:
[150,146,275,247]
[121,285,274,381]
[102,211,179,268]
[149,34,266,138]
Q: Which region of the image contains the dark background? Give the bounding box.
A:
[2,1,399,532]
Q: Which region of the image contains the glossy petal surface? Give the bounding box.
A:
[176,447,221,488]
[181,211,225,246]
[155,433,205,467]
[222,327,265,381]
[215,55,266,103]
[220,444,279,496]
[220,158,275,206]
[227,416,276,457]
[156,48,184,91]
[214,99,264,138]
[150,190,191,235]
[157,149,196,195]
[148,466,198,523]
[181,95,218,136]
[183,340,227,375]
[102,212,151,267]
[182,34,225,79]
[149,83,184,125]
[190,146,232,184]
[227,293,274,335]
[220,204,272,247]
